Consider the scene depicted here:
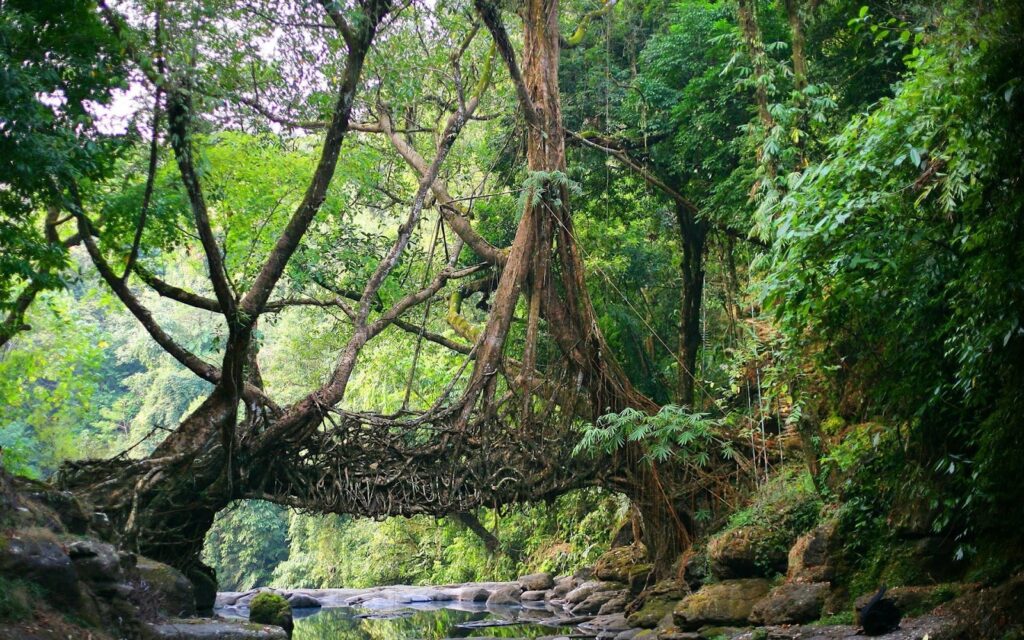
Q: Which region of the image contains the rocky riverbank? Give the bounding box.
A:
[4,462,1024,640]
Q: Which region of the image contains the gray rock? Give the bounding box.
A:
[565,580,611,605]
[598,592,629,615]
[0,532,79,607]
[627,595,682,628]
[573,589,625,615]
[486,584,523,605]
[286,592,321,609]
[454,586,490,602]
[579,612,630,633]
[547,575,576,600]
[522,589,548,601]
[519,571,555,591]
[68,540,123,585]
[750,582,829,625]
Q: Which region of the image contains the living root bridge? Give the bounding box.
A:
[246,405,604,517]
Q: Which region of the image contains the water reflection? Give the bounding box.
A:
[294,605,573,640]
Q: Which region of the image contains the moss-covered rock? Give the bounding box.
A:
[673,579,771,630]
[249,592,293,636]
[708,526,788,580]
[594,543,647,583]
[787,521,838,584]
[749,582,829,625]
[627,595,680,628]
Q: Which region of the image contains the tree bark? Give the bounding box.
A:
[676,204,707,407]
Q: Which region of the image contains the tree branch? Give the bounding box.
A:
[238,0,391,322]
[473,0,540,127]
[568,131,767,248]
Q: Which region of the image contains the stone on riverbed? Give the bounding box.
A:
[519,571,555,591]
[565,580,620,605]
[286,592,321,609]
[626,595,680,628]
[572,588,627,615]
[597,592,629,615]
[522,589,548,601]
[454,586,491,602]
[487,584,523,605]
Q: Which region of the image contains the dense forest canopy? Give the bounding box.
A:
[1,0,1022,602]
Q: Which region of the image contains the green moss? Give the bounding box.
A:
[249,592,291,627]
[0,576,40,622]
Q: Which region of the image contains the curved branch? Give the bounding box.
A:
[562,0,616,49]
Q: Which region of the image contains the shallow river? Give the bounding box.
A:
[287,601,575,640]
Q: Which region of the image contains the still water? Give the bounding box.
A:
[292,603,575,640]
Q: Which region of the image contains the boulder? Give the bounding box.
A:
[672,579,771,630]
[454,586,490,602]
[628,563,654,594]
[486,584,523,605]
[0,530,79,607]
[286,592,321,609]
[749,582,829,625]
[249,592,293,637]
[548,575,577,600]
[565,580,607,605]
[598,592,629,615]
[573,589,625,615]
[518,571,555,591]
[595,544,647,583]
[68,540,123,587]
[707,527,786,580]
[787,521,837,584]
[134,556,196,617]
[521,589,547,601]
[627,595,680,628]
[579,612,631,634]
